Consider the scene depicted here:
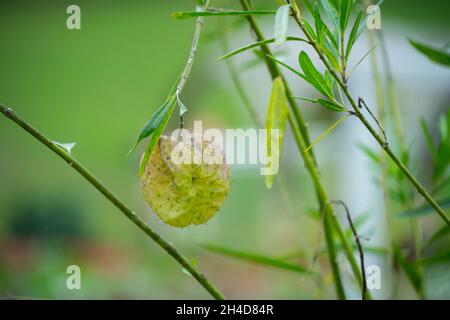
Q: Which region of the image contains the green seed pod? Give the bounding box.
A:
[140,135,230,227]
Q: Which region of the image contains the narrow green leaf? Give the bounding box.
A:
[320,0,340,34]
[409,40,450,66]
[53,141,76,154]
[303,113,350,153]
[299,51,333,98]
[323,45,341,71]
[301,18,317,41]
[138,98,176,176]
[393,244,423,295]
[397,198,450,218]
[314,4,326,47]
[291,97,345,112]
[217,37,307,61]
[317,99,345,112]
[265,77,289,189]
[345,11,363,61]
[266,54,308,81]
[340,0,354,32]
[129,97,173,154]
[172,10,276,20]
[347,44,378,78]
[274,5,290,46]
[202,243,309,274]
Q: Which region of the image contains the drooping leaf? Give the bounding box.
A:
[345,11,363,61]
[138,97,176,176]
[172,10,276,20]
[274,5,290,46]
[129,97,175,154]
[53,141,76,154]
[265,77,289,189]
[217,37,307,61]
[409,40,450,66]
[393,244,423,296]
[340,0,354,32]
[202,243,309,274]
[299,51,333,98]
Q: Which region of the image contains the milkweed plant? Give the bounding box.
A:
[1,0,449,300]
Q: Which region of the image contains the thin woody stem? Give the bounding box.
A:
[0,102,226,300]
[332,200,368,300]
[176,0,210,127]
[290,2,450,227]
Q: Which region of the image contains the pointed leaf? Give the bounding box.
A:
[138,98,176,176]
[299,51,333,98]
[266,54,308,81]
[130,98,174,153]
[172,10,276,20]
[317,99,345,112]
[217,37,307,61]
[202,243,309,274]
[265,77,288,189]
[409,40,450,66]
[345,11,363,61]
[340,0,354,32]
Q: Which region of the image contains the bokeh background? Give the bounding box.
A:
[0,0,449,299]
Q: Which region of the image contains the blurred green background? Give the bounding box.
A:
[0,0,449,299]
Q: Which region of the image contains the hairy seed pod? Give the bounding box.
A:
[140,135,230,227]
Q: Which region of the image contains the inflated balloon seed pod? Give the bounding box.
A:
[140,135,230,227]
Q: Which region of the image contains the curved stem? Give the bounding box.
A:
[290,4,450,227]
[0,103,226,300]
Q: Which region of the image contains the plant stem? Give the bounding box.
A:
[176,0,209,96]
[240,0,373,300]
[367,26,396,298]
[0,103,226,300]
[332,200,368,300]
[290,5,450,227]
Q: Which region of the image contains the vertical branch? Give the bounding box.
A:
[366,25,396,297]
[0,103,226,300]
[175,0,210,127]
[332,200,368,300]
